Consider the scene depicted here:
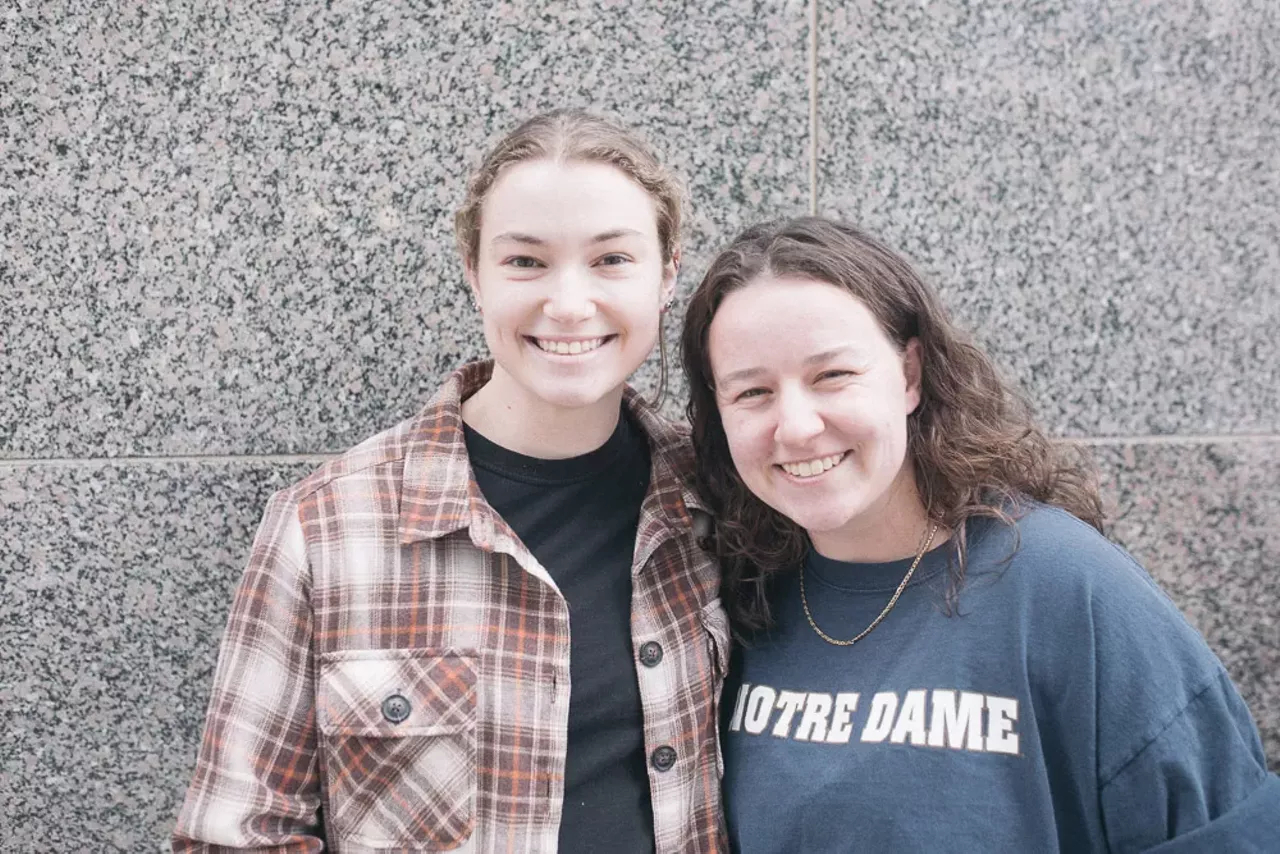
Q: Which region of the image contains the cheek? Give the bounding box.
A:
[481,310,513,344]
[721,412,770,467]
[627,312,661,343]
[618,293,663,334]
[863,411,910,466]
[485,295,537,333]
[840,394,905,444]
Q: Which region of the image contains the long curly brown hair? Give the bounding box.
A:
[681,217,1104,637]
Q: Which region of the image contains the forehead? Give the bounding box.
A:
[708,275,889,373]
[480,159,659,238]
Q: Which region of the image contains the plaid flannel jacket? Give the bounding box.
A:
[173,361,730,853]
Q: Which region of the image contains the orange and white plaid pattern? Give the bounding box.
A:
[173,361,729,853]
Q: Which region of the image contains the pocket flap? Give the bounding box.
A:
[318,648,477,738]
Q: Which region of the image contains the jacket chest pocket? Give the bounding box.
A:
[318,649,478,850]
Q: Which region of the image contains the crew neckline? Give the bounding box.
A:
[804,541,952,594]
[463,409,637,486]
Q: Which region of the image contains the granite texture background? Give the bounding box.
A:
[818,0,1279,437]
[1,0,1277,850]
[0,461,318,850]
[2,0,810,459]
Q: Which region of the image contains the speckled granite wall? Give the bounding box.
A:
[0,461,319,849]
[817,0,1279,437]
[2,1,809,459]
[1,0,1276,850]
[1096,442,1280,764]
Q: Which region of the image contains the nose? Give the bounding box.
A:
[543,267,597,324]
[773,386,825,447]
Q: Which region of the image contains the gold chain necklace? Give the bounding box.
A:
[800,523,939,646]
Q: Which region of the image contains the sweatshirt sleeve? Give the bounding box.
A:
[172,489,325,852]
[1098,667,1280,853]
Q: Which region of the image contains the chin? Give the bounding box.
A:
[787,509,855,535]
[761,494,861,535]
[530,377,622,410]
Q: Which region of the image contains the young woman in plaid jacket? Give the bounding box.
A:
[174,110,728,854]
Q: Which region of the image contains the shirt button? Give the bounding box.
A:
[650,745,677,772]
[638,641,664,667]
[381,694,412,724]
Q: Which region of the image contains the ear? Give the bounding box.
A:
[464,260,482,310]
[660,248,681,308]
[903,337,923,414]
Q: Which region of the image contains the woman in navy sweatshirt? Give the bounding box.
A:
[682,216,1279,852]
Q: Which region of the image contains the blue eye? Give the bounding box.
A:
[597,253,631,266]
[507,256,543,269]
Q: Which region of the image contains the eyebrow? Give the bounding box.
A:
[717,366,765,386]
[716,347,861,386]
[491,228,645,246]
[804,346,861,365]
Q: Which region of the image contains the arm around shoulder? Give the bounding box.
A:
[173,488,325,852]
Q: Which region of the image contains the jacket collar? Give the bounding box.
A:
[398,361,707,546]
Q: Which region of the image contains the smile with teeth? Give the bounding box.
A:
[778,452,848,479]
[531,336,610,355]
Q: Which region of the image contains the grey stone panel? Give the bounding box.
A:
[2,440,1275,850]
[0,459,320,851]
[1095,439,1280,769]
[2,1,810,459]
[818,0,1279,437]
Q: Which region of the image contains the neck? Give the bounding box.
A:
[808,470,950,563]
[460,366,624,459]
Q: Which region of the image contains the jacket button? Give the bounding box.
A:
[650,745,677,772]
[382,694,412,724]
[638,641,664,667]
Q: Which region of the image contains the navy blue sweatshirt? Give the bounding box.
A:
[723,505,1280,852]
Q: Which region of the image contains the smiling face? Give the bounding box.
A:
[708,274,927,560]
[468,158,675,415]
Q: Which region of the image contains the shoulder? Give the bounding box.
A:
[623,386,690,448]
[1002,502,1127,570]
[622,386,697,480]
[280,363,480,507]
[978,504,1232,754]
[279,414,421,506]
[971,502,1172,611]
[966,502,1224,686]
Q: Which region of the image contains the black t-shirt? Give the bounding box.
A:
[465,412,655,854]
